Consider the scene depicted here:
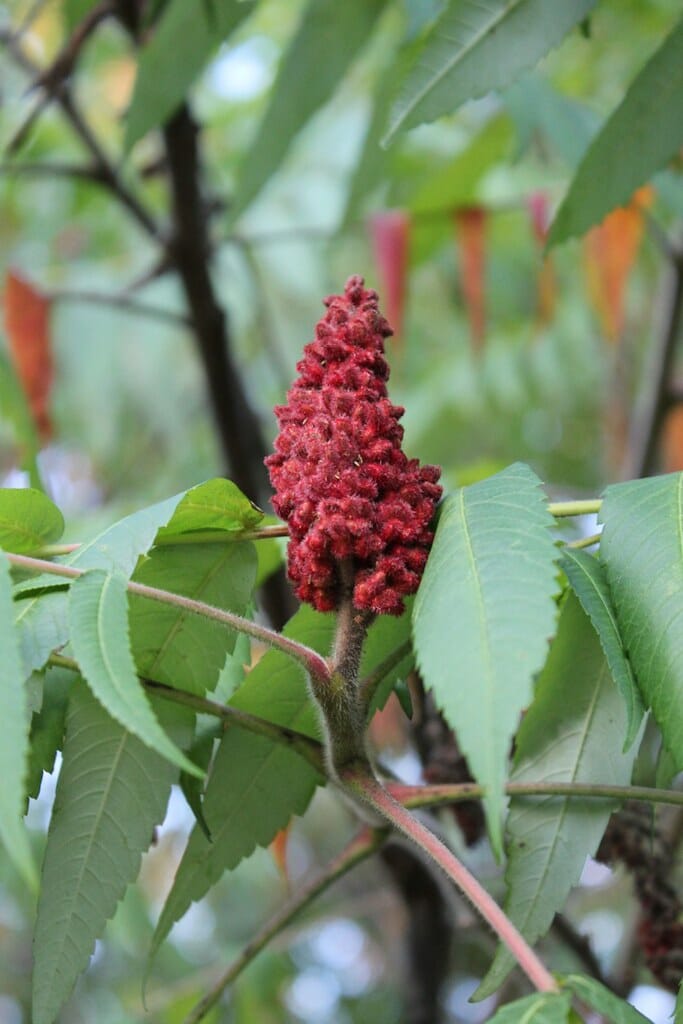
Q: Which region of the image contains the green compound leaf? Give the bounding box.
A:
[125,0,255,149]
[14,491,185,674]
[384,0,597,144]
[148,604,330,964]
[476,593,639,999]
[561,548,644,750]
[0,487,63,553]
[0,552,36,888]
[562,975,651,1023]
[413,462,558,854]
[231,0,387,219]
[69,569,201,777]
[32,682,185,1024]
[155,477,263,541]
[487,992,572,1024]
[549,15,683,246]
[600,473,683,772]
[130,541,257,695]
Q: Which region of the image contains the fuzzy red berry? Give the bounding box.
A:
[265,275,442,615]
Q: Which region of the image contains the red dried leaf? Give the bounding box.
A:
[3,270,54,440]
[369,210,411,343]
[583,185,654,344]
[454,207,486,353]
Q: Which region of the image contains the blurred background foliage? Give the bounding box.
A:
[0,0,682,1021]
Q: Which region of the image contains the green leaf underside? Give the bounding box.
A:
[563,975,651,1023]
[487,992,572,1024]
[0,487,64,553]
[561,548,644,749]
[14,491,186,674]
[600,473,683,772]
[154,478,263,540]
[231,0,387,219]
[476,593,638,999]
[413,462,558,854]
[32,682,183,1024]
[69,569,201,776]
[549,14,683,245]
[125,0,255,149]
[148,605,331,964]
[130,541,257,695]
[0,553,36,887]
[384,0,597,143]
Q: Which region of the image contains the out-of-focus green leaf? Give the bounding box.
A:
[231,0,387,219]
[486,992,572,1023]
[413,462,558,854]
[384,0,597,143]
[0,487,63,553]
[125,0,255,148]
[563,975,651,1023]
[600,473,683,772]
[62,0,100,33]
[130,541,257,695]
[503,73,597,166]
[32,682,185,1024]
[561,547,644,749]
[0,553,36,888]
[69,569,201,775]
[549,15,683,246]
[476,593,638,999]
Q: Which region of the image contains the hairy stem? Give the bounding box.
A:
[342,766,559,994]
[8,551,330,684]
[184,826,386,1024]
[359,639,413,713]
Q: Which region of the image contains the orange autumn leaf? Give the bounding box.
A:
[662,405,683,473]
[454,207,487,353]
[583,185,654,344]
[270,824,291,887]
[527,192,557,327]
[3,270,54,441]
[369,210,411,343]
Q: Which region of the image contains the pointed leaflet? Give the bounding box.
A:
[231,0,387,219]
[0,553,36,887]
[0,487,63,553]
[486,992,572,1024]
[149,605,330,962]
[125,0,254,148]
[14,491,184,674]
[413,462,558,853]
[600,473,683,771]
[150,605,407,960]
[561,548,644,749]
[32,682,188,1024]
[369,210,411,343]
[476,593,639,999]
[582,187,653,343]
[549,15,683,246]
[384,0,597,143]
[129,541,257,695]
[562,975,651,1023]
[69,569,201,776]
[25,667,73,804]
[455,207,487,353]
[154,477,263,541]
[3,270,53,441]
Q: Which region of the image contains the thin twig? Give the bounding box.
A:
[7,550,330,684]
[389,781,683,810]
[183,826,386,1024]
[548,499,602,518]
[565,532,601,550]
[48,287,192,328]
[0,160,105,183]
[35,525,287,558]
